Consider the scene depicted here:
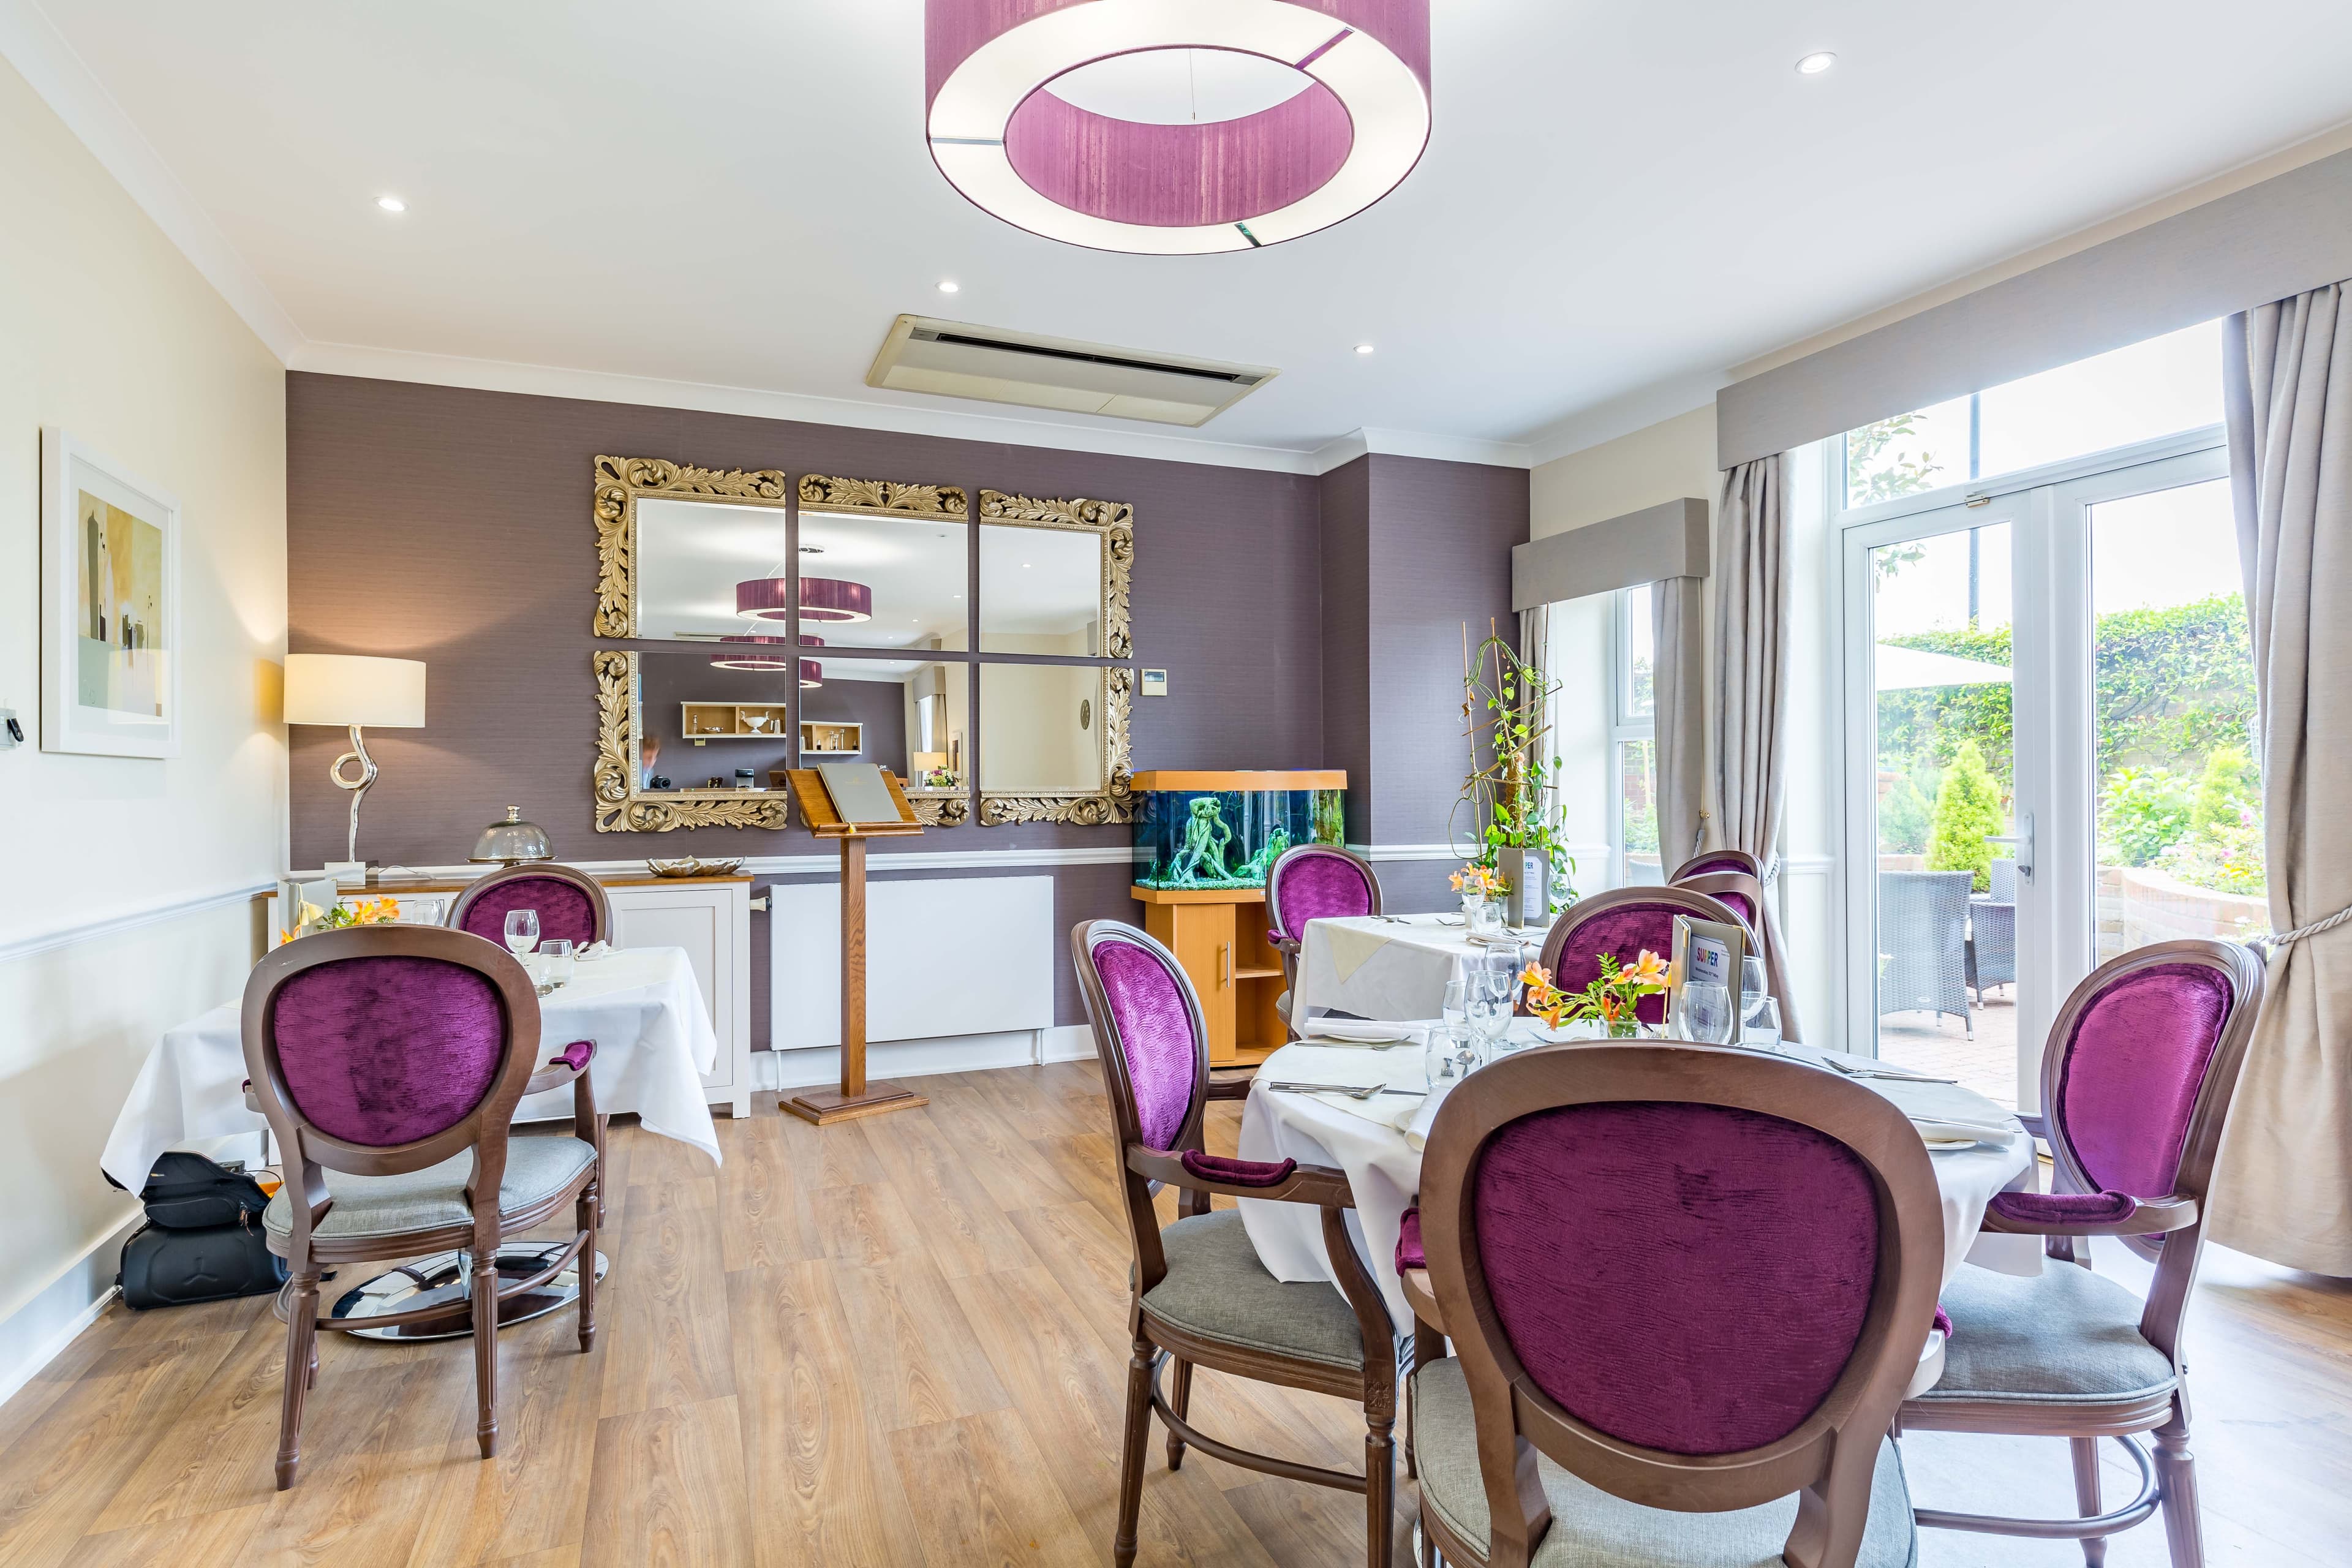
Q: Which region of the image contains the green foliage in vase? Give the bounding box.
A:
[1452,626,1577,913]
[1926,739,2004,892]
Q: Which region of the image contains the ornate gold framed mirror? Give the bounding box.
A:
[593,650,793,832]
[974,489,1135,825]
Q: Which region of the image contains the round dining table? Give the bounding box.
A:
[1236,1025,2041,1389]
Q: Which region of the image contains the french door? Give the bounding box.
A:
[1839,432,2241,1110]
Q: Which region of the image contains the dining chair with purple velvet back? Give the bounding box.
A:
[449,861,611,948]
[1535,885,1745,1027]
[242,924,604,1490]
[1071,919,1398,1568]
[1901,938,2265,1568]
[1265,845,1382,1036]
[1406,1041,1945,1568]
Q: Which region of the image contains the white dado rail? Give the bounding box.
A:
[273,870,754,1116]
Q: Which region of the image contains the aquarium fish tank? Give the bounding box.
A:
[1131,771,1346,891]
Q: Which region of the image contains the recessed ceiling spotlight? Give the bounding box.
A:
[1795,51,1837,75]
[375,194,407,213]
[1354,343,1376,356]
[937,279,961,293]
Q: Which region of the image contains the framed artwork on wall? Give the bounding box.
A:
[40,428,182,758]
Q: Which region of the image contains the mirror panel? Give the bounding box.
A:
[591,454,790,639]
[800,654,971,826]
[977,663,1133,826]
[979,523,1102,654]
[794,508,967,652]
[593,650,791,832]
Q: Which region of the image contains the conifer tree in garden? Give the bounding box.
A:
[1927,739,2005,892]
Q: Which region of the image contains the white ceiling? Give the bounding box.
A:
[23,1,2352,467]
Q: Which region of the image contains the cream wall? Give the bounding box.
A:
[1528,409,1846,1047]
[0,53,287,1397]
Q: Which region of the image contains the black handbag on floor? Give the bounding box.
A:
[111,1152,287,1310]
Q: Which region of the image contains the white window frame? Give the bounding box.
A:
[1608,584,1657,888]
[1830,423,2230,1104]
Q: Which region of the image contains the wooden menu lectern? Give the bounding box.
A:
[781,766,927,1125]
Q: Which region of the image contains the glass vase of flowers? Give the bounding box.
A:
[1519,949,1669,1039]
[1450,862,1504,929]
[279,894,402,946]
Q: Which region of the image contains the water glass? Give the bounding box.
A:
[1432,979,1469,1084]
[538,938,575,988]
[503,908,541,958]
[1468,897,1503,937]
[1682,981,1735,1044]
[1742,996,1783,1051]
[1741,957,1769,1025]
[1468,977,1514,1057]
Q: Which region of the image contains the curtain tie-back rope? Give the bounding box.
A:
[2250,902,2352,957]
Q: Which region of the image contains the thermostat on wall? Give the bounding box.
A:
[1140,669,1168,696]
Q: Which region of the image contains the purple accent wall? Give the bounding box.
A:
[285,372,1522,1030]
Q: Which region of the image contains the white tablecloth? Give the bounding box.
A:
[101,946,723,1188]
[1292,914,1542,1022]
[1237,1031,2039,1332]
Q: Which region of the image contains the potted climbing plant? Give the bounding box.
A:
[1450,623,1575,925]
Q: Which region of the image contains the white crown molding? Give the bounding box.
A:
[1518,371,1731,469]
[291,341,1357,476]
[288,845,1140,883]
[1308,428,1535,475]
[0,0,303,361]
[0,878,273,968]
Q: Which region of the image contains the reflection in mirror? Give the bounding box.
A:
[979,524,1102,655]
[633,647,796,796]
[635,498,792,642]
[799,655,970,824]
[794,510,967,653]
[978,663,1107,794]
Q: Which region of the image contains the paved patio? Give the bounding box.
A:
[1877,992,2022,1109]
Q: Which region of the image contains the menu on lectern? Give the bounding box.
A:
[816,762,904,826]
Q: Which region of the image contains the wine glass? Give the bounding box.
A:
[1432,979,1469,1085]
[1468,969,1515,1058]
[1681,982,1735,1044]
[503,909,540,960]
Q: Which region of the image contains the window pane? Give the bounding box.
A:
[1843,320,2223,510]
[2090,478,2266,960]
[1619,738,1661,885]
[1621,584,1654,719]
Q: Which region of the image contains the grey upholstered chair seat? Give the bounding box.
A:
[1414,1360,1918,1567]
[1913,1259,2176,1406]
[263,1134,596,1242]
[1140,1209,1365,1369]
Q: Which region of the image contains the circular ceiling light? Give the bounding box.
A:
[938,279,962,293]
[926,1,1431,255]
[709,633,826,688]
[736,576,873,624]
[1795,51,1837,74]
[375,194,407,213]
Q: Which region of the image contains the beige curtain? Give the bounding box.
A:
[1711,456,1803,1042]
[2209,282,2352,1273]
[1651,578,1706,873]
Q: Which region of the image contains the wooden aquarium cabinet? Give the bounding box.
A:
[1131,884,1288,1067]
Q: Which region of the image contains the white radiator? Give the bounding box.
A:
[768,873,1055,1050]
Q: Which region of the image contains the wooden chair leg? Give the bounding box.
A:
[2154,1422,2206,1568]
[1366,1413,1395,1568]
[2070,1435,2108,1567]
[1165,1357,1193,1470]
[1114,1340,1153,1568]
[276,1272,320,1490]
[471,1250,500,1458]
[577,1183,600,1353]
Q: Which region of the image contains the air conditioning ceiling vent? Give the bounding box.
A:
[866,314,1278,427]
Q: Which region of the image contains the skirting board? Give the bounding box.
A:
[756,1023,1096,1092]
[0,1208,139,1414]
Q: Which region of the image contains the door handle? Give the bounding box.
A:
[1219,942,1232,989]
[1986,812,2034,882]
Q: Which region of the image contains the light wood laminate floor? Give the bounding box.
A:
[1,1062,2347,1567]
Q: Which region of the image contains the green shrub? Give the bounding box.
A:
[2188,745,2258,837]
[1926,740,2004,891]
[2164,806,2267,898]
[2098,767,2192,867]
[1878,773,1933,854]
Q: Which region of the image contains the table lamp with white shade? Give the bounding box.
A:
[284,654,427,883]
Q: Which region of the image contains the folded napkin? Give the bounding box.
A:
[1401,1079,1460,1150]
[1319,919,1395,984]
[1299,1018,1423,1046]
